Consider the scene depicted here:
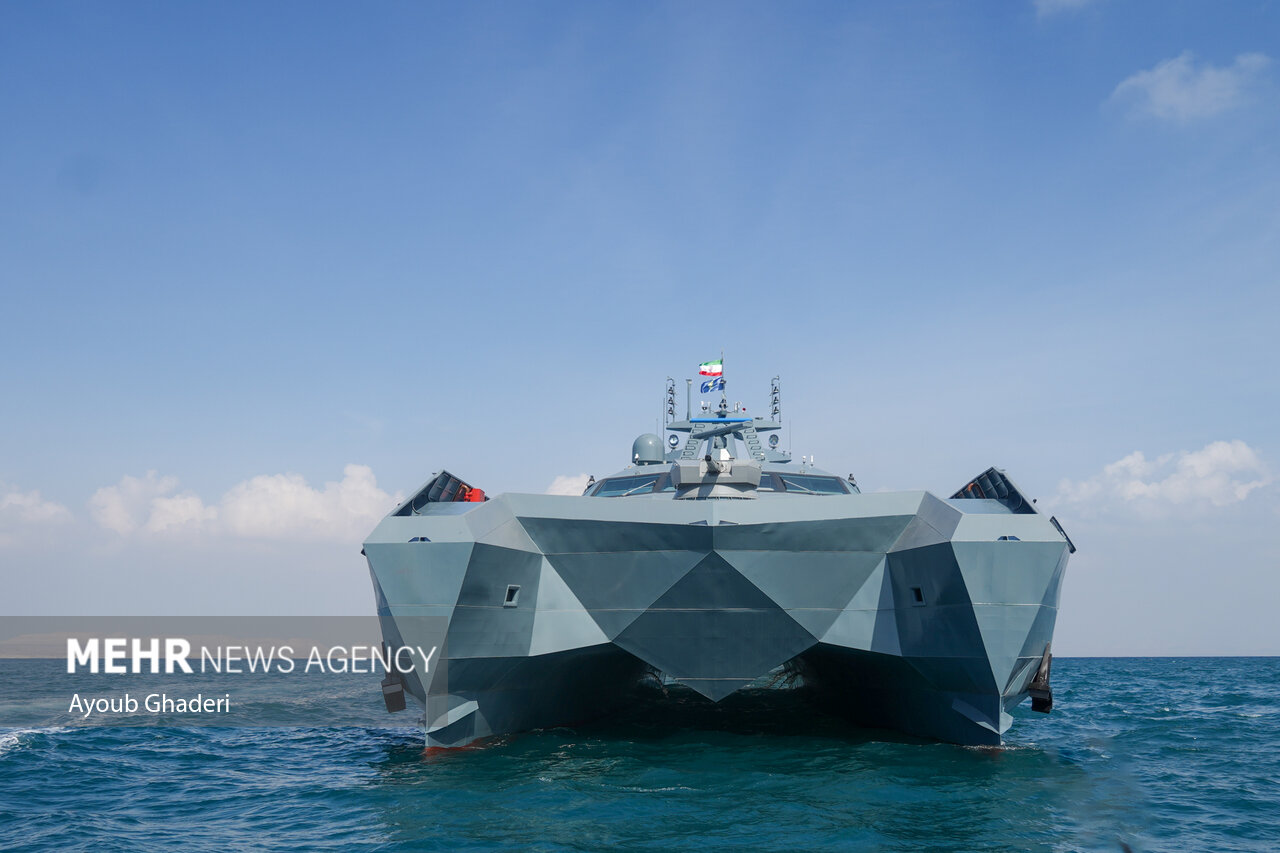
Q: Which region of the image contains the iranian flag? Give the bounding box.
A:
[699,359,723,376]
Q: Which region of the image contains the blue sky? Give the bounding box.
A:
[2,1,1277,654]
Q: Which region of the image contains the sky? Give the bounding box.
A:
[1,1,1277,655]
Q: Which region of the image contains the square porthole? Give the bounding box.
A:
[910,586,926,606]
[503,585,521,607]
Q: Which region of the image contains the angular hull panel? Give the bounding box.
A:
[365,490,1068,746]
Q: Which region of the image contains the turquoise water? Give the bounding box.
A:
[1,658,1278,851]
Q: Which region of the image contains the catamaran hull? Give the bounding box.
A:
[364,490,1068,747]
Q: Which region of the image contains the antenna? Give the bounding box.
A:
[664,377,677,428]
[770,376,781,422]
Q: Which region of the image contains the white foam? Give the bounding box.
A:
[0,726,67,757]
[0,730,27,757]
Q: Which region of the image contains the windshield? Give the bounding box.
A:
[775,474,849,495]
[592,474,662,497]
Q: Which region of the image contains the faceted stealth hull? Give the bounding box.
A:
[364,488,1069,747]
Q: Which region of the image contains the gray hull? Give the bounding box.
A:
[364,488,1068,747]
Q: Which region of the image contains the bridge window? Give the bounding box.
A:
[591,474,662,497]
[778,475,849,494]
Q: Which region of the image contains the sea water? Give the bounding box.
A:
[0,658,1277,851]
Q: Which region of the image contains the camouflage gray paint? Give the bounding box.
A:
[363,407,1070,747]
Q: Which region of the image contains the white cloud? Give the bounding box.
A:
[88,465,400,542]
[145,493,217,533]
[1111,52,1271,121]
[545,473,591,496]
[1034,0,1099,17]
[89,471,178,535]
[1057,440,1270,513]
[0,485,72,546]
[1,487,71,523]
[220,464,395,541]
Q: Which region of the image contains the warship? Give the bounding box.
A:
[362,371,1074,747]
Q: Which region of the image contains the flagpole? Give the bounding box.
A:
[720,349,727,407]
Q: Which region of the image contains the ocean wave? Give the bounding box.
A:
[0,726,67,757]
[2,660,1279,852]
